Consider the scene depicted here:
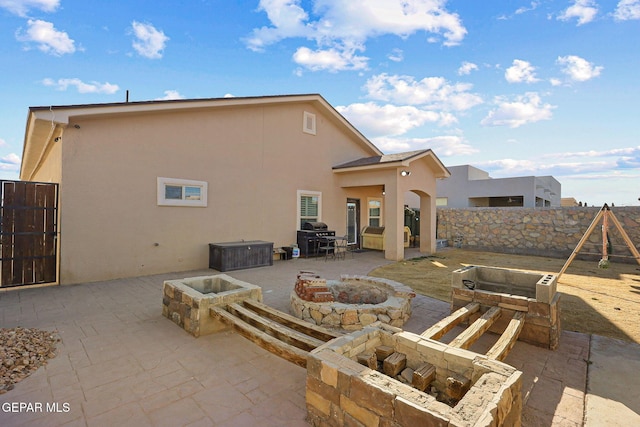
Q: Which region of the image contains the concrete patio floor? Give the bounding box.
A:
[1,248,639,426]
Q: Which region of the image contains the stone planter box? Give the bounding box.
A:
[306,325,522,427]
[451,265,560,349]
[162,274,262,337]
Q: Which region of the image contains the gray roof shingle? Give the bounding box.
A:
[333,149,430,169]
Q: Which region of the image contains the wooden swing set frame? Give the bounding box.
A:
[558,204,640,279]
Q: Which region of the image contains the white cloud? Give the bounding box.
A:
[244,0,310,51]
[480,158,610,178]
[516,2,540,15]
[542,145,640,170]
[544,146,640,158]
[0,153,21,171]
[16,19,75,56]
[131,21,169,59]
[0,137,6,147]
[364,73,483,111]
[557,0,598,25]
[292,45,368,72]
[479,146,640,179]
[614,0,640,20]
[475,148,640,206]
[388,48,403,62]
[499,1,540,19]
[481,92,555,128]
[557,55,603,81]
[0,0,59,17]
[348,73,482,138]
[477,158,538,175]
[336,102,454,137]
[369,136,414,153]
[375,134,479,156]
[246,0,467,71]
[42,78,119,94]
[505,59,540,83]
[457,61,478,75]
[423,135,479,156]
[156,90,185,100]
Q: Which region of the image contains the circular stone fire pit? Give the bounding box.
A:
[290,274,416,331]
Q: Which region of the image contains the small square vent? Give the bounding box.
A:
[303,111,316,135]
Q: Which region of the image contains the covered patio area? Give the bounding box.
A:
[333,149,450,262]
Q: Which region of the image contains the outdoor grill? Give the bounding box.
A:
[302,221,328,231]
[297,222,335,257]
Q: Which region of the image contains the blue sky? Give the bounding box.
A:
[1,0,639,206]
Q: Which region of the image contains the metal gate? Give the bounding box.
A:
[0,180,58,288]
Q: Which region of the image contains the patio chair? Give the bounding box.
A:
[333,236,350,260]
[317,236,334,261]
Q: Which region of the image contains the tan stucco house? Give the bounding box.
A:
[20,94,449,285]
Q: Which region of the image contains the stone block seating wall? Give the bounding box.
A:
[306,324,523,427]
[451,266,560,350]
[436,206,640,260]
[162,274,262,337]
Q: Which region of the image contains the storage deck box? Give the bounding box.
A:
[209,240,273,272]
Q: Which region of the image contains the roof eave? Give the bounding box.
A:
[21,94,383,177]
[333,149,451,178]
[20,110,68,180]
[417,149,451,179]
[333,161,405,173]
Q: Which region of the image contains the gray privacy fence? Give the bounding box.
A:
[436,206,640,262]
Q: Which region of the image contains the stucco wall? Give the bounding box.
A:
[41,102,382,284]
[436,206,640,260]
[28,134,63,183]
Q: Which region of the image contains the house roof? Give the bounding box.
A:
[21,94,383,180]
[333,149,450,178]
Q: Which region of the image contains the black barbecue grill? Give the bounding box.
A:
[297,222,336,257]
[302,222,327,231]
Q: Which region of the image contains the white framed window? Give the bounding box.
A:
[436,197,448,207]
[297,190,321,229]
[157,177,208,207]
[303,111,316,135]
[367,197,382,227]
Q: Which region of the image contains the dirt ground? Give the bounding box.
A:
[369,248,640,344]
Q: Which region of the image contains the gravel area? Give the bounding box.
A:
[0,327,59,394]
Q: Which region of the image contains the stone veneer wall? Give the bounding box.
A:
[437,206,640,260]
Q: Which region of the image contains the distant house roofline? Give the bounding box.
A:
[447,164,560,184]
